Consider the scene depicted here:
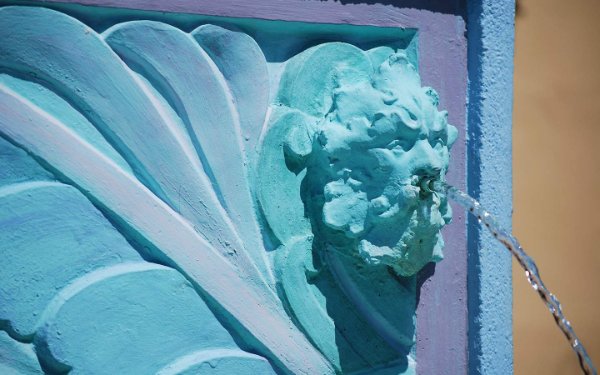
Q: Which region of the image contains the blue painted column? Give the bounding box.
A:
[467,1,515,374]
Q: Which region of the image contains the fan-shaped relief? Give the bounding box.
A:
[0,138,279,374]
[258,43,458,373]
[0,5,456,375]
[0,6,328,375]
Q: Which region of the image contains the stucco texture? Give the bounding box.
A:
[513,0,600,373]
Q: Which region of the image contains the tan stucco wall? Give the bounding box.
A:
[513,0,600,373]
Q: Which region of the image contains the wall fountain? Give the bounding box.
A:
[0,1,593,374]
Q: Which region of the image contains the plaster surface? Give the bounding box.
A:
[0,1,494,374]
[257,43,457,373]
[466,1,515,374]
[513,0,600,372]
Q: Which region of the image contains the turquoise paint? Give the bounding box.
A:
[0,136,53,185]
[0,75,133,174]
[258,43,457,372]
[0,8,271,293]
[193,24,270,160]
[36,265,252,374]
[0,4,477,374]
[0,183,142,340]
[104,20,273,287]
[0,80,322,373]
[0,331,42,374]
[0,6,298,373]
[156,349,277,375]
[0,175,276,373]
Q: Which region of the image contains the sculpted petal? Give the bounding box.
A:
[105,21,272,288]
[0,7,266,282]
[0,84,333,374]
[193,24,270,163]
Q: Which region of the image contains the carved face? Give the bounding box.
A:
[304,54,458,276]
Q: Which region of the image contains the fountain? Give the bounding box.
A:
[0,1,593,374]
[446,184,597,375]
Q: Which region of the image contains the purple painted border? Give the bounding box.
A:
[33,1,469,373]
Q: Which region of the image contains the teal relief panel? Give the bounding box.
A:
[0,5,456,374]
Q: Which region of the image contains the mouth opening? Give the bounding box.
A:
[417,175,445,197]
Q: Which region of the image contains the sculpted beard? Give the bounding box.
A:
[358,180,451,277]
[317,170,451,277]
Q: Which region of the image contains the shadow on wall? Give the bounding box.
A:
[314,0,465,15]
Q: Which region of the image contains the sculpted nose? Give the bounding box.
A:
[410,139,443,178]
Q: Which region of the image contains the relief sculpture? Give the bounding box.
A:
[0,6,456,374]
[259,43,457,373]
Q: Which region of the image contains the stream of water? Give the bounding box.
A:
[444,185,597,375]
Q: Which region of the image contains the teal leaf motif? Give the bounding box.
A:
[0,6,333,375]
[193,24,271,164]
[104,20,272,288]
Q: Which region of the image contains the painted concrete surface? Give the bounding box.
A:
[0,1,516,374]
[259,43,458,373]
[0,7,328,373]
[466,1,515,374]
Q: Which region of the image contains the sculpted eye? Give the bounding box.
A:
[372,112,386,122]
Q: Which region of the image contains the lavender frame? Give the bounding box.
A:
[7,1,514,374]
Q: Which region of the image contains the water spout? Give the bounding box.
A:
[445,184,597,375]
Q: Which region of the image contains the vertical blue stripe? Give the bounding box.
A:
[467,1,515,374]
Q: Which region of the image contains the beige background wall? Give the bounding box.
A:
[513,0,599,373]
